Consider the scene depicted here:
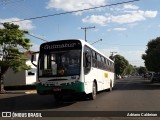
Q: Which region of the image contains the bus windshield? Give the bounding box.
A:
[38,50,81,77]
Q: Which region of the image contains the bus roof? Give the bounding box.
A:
[41,39,114,63]
[78,39,114,63]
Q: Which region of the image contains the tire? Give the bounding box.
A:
[110,81,112,92]
[89,82,97,100]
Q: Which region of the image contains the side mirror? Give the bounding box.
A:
[31,54,34,63]
[31,51,39,67]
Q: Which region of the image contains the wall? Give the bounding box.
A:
[4,69,26,86]
[4,52,39,86]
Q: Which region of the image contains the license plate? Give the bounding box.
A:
[53,88,61,91]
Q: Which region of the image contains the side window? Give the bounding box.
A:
[111,62,115,72]
[92,50,97,67]
[83,46,92,75]
[101,56,105,70]
[104,58,107,70]
[106,59,110,71]
[97,54,101,69]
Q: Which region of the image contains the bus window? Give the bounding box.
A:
[92,50,97,67]
[84,46,91,74]
[97,54,101,69]
[38,50,81,77]
[101,56,105,70]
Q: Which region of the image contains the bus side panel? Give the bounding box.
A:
[84,68,115,94]
[84,67,105,94]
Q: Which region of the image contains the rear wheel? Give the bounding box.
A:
[89,82,97,100]
[110,81,112,92]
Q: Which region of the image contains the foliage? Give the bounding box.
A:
[142,37,160,72]
[137,66,147,75]
[114,54,129,75]
[0,23,32,93]
[123,64,134,75]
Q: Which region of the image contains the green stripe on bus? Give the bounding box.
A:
[36,81,84,93]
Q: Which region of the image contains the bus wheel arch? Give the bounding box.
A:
[89,80,97,100]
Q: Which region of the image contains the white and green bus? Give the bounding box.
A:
[31,39,115,100]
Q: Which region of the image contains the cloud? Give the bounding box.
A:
[123,4,139,10]
[108,27,127,31]
[110,10,146,24]
[82,15,108,26]
[46,0,106,15]
[0,18,35,30]
[82,10,158,26]
[144,11,158,18]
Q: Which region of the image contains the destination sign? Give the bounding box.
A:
[40,40,82,51]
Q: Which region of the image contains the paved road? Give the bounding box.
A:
[1,76,160,120]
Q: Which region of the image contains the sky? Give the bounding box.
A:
[0,0,160,67]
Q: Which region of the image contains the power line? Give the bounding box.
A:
[2,0,141,23]
[26,33,48,42]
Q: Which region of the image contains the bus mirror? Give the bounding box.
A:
[31,54,34,62]
[31,52,39,67]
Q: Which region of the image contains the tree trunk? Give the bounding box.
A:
[0,66,9,94]
[0,75,5,94]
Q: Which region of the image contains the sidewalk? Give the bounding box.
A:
[1,90,37,94]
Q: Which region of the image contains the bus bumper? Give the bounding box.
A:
[36,82,85,95]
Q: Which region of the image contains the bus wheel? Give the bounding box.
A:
[89,82,97,100]
[110,81,112,92]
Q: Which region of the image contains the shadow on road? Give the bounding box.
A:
[114,76,160,91]
[0,94,80,111]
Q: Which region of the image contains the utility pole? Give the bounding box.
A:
[110,52,117,56]
[91,39,102,45]
[110,52,117,61]
[81,26,95,42]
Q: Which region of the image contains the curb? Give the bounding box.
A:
[25,90,37,94]
[0,90,37,94]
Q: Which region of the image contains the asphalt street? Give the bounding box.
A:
[1,76,160,120]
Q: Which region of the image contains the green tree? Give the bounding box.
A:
[123,64,134,75]
[137,66,147,75]
[0,23,31,93]
[142,37,160,72]
[114,54,129,76]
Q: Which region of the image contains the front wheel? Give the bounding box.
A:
[89,82,97,100]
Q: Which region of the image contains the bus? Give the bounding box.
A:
[31,39,115,100]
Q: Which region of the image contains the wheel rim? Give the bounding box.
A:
[92,83,96,98]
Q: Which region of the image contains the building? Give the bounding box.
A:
[4,51,39,86]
